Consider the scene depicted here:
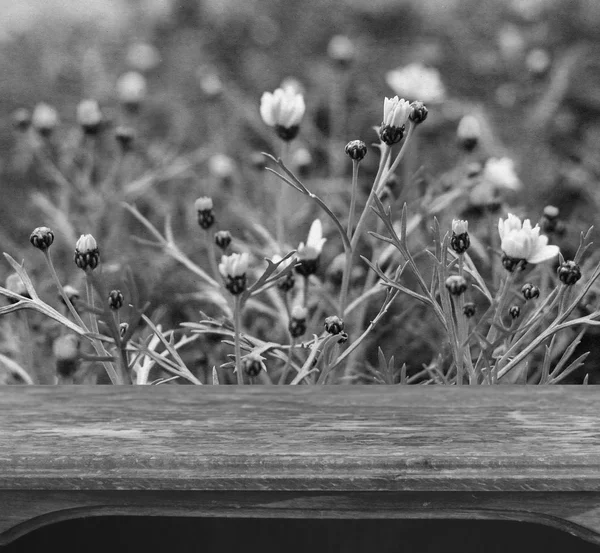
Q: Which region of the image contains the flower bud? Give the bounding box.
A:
[117,71,147,111]
[379,123,405,146]
[214,230,232,251]
[5,273,30,303]
[260,87,305,142]
[289,305,308,338]
[450,219,470,254]
[324,315,344,335]
[30,226,54,251]
[53,335,80,378]
[115,126,135,152]
[242,352,265,377]
[445,275,468,296]
[74,234,100,271]
[32,103,59,136]
[539,205,565,236]
[521,282,540,300]
[195,197,215,230]
[463,302,476,318]
[456,115,481,152]
[409,101,428,125]
[76,99,102,135]
[327,35,355,68]
[119,322,129,339]
[344,140,367,162]
[12,108,31,131]
[501,254,528,273]
[557,260,581,286]
[108,289,124,310]
[509,305,521,319]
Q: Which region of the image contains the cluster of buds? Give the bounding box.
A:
[521,282,540,300]
[53,335,80,378]
[445,275,468,296]
[296,220,326,277]
[108,289,124,310]
[219,252,249,295]
[76,99,103,135]
[74,234,100,271]
[260,87,305,142]
[214,230,232,251]
[324,315,348,343]
[456,115,481,152]
[195,197,215,230]
[30,226,54,251]
[288,305,307,339]
[344,139,367,162]
[539,205,566,237]
[557,260,581,286]
[379,96,411,145]
[450,219,470,255]
[242,351,266,378]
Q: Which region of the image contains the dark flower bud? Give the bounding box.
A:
[521,282,540,300]
[30,226,54,251]
[289,305,308,339]
[409,101,428,125]
[324,315,344,335]
[12,108,31,131]
[214,230,232,251]
[379,123,405,146]
[242,352,265,378]
[295,259,319,278]
[115,126,135,152]
[337,331,349,344]
[463,302,476,318]
[275,124,300,142]
[108,289,124,310]
[557,260,581,286]
[509,305,521,319]
[344,140,367,162]
[502,254,528,273]
[450,220,470,255]
[74,234,100,271]
[195,197,215,230]
[445,275,468,296]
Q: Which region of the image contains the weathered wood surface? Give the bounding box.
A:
[1,387,600,546]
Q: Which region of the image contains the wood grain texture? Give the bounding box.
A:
[1,387,600,546]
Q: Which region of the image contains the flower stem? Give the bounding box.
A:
[233,295,244,385]
[205,229,222,285]
[278,337,295,385]
[276,141,291,251]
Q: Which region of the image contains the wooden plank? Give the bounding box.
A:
[1,387,600,546]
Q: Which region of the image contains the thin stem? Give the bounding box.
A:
[338,248,353,318]
[347,160,360,236]
[278,337,295,385]
[206,229,222,285]
[303,276,310,309]
[233,295,244,385]
[276,141,291,251]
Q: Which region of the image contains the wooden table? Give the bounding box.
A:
[1,387,599,549]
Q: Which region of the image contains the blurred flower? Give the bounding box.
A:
[12,108,30,131]
[292,147,312,172]
[483,157,521,191]
[272,253,296,292]
[327,35,355,67]
[5,273,30,303]
[76,99,102,134]
[242,351,266,377]
[115,126,135,152]
[30,226,54,251]
[74,234,100,271]
[195,197,215,229]
[280,77,305,96]
[126,42,161,72]
[498,214,559,267]
[214,230,232,251]
[296,220,326,277]
[32,103,59,136]
[289,304,308,338]
[208,154,235,180]
[219,252,250,295]
[495,83,518,108]
[463,302,476,318]
[380,96,411,145]
[385,63,446,103]
[59,285,80,308]
[497,24,525,62]
[260,87,306,141]
[526,48,551,75]
[117,71,147,109]
[53,335,80,378]
[457,115,481,151]
[197,70,223,99]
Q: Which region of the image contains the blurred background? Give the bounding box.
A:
[1,0,600,383]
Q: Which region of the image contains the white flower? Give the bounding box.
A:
[117,71,147,105]
[32,103,59,132]
[195,197,213,211]
[498,214,559,263]
[383,96,411,128]
[208,154,235,179]
[483,157,521,191]
[297,219,327,261]
[260,87,305,129]
[385,63,446,103]
[76,100,102,128]
[75,234,98,253]
[219,252,249,279]
[457,115,481,141]
[452,219,469,235]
